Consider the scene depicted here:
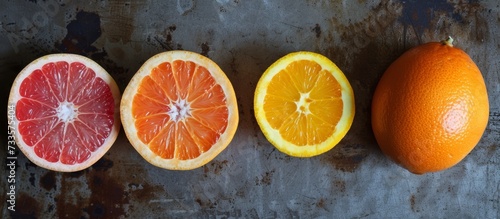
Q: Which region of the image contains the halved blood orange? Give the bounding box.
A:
[8,54,121,172]
[121,50,238,170]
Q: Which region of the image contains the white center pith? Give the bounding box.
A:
[57,101,78,122]
[296,92,312,115]
[168,98,191,122]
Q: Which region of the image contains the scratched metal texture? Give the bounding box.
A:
[0,0,499,218]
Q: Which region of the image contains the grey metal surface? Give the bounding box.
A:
[0,0,499,218]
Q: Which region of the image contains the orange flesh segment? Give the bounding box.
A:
[132,60,229,160]
[16,61,115,164]
[263,60,343,146]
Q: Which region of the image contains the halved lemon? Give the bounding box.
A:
[254,51,355,157]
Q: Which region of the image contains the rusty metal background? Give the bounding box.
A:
[1,0,499,218]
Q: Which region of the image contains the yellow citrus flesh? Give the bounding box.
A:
[254,51,355,157]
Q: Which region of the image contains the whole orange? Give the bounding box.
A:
[371,37,489,174]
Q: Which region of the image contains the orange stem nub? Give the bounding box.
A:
[441,36,454,47]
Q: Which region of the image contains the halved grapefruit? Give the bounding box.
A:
[8,54,121,172]
[120,50,238,170]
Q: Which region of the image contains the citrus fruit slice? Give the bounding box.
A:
[8,54,121,172]
[254,51,355,157]
[372,37,489,174]
[121,50,238,170]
